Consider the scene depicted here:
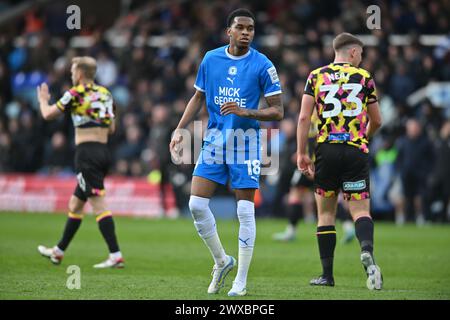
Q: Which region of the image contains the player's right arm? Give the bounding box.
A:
[169,90,205,153]
[170,55,207,154]
[37,83,63,120]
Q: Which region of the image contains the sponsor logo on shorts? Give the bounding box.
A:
[343,180,366,191]
[77,173,86,192]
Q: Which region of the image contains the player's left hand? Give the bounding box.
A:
[220,102,247,117]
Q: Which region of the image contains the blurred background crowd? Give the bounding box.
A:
[0,0,449,224]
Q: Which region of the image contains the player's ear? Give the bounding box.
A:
[226,27,231,38]
[350,47,356,58]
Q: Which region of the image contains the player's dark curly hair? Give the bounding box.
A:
[227,8,256,27]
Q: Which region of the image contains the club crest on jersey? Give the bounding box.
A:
[228,66,237,76]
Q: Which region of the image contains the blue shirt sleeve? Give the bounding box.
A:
[194,57,206,92]
[259,58,282,97]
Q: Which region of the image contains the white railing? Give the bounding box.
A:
[15,33,449,49]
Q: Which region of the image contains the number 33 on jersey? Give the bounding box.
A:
[304,62,377,153]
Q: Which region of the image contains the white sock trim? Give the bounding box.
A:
[54,246,64,254]
[237,199,254,209]
[110,251,122,259]
[190,195,210,205]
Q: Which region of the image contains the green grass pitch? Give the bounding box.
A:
[1,212,449,300]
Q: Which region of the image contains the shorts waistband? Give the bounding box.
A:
[76,141,107,148]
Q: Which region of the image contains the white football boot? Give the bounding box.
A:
[93,255,125,269]
[207,255,236,294]
[38,245,64,265]
[228,281,247,297]
[272,225,296,242]
[361,251,383,290]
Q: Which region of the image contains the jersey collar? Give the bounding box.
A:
[225,46,251,60]
[332,61,353,66]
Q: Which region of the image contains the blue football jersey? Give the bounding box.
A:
[194,45,282,153]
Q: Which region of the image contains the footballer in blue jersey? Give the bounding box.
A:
[192,43,282,189]
[170,8,283,297]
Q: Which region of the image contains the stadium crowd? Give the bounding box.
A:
[0,0,449,223]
